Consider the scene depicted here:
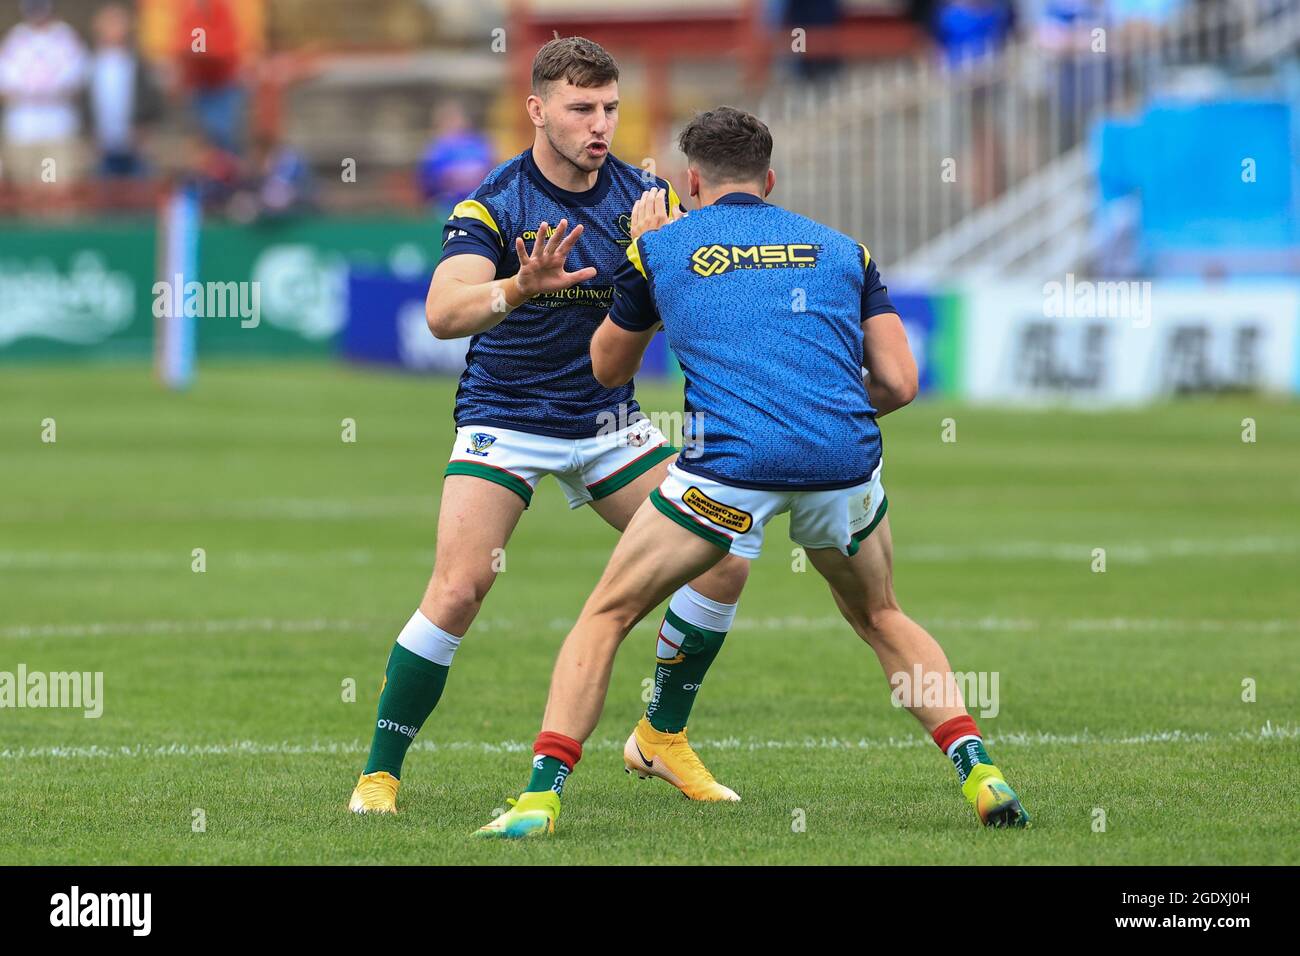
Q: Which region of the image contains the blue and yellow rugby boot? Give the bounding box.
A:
[474,790,561,839]
[962,763,1031,828]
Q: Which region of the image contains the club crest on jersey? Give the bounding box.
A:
[690,243,821,277]
[615,214,633,246]
[682,486,753,533]
[465,432,497,456]
[626,419,653,447]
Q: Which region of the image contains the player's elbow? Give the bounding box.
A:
[591,336,636,388]
[425,299,456,340]
[895,372,919,408]
[868,365,918,412]
[878,354,919,408]
[592,356,632,389]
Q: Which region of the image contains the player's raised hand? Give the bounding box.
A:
[629,188,684,240]
[513,219,597,297]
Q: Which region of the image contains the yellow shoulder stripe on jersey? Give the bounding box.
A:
[666,181,685,214]
[627,237,648,279]
[857,243,872,270]
[450,199,502,243]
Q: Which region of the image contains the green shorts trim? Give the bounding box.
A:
[445,460,533,507]
[587,443,676,501]
[649,487,731,551]
[847,494,889,556]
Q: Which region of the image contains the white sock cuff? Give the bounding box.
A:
[668,584,738,634]
[396,610,462,667]
[945,734,982,759]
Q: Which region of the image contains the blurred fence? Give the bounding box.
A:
[753,0,1300,276]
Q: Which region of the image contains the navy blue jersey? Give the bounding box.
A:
[608,193,896,490]
[438,148,682,438]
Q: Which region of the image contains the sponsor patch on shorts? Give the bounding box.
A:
[682,486,753,533]
[849,491,876,533]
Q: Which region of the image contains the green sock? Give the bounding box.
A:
[950,737,993,784]
[646,605,728,733]
[527,755,571,795]
[363,642,449,778]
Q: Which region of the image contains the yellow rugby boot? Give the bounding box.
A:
[962,763,1031,828]
[348,771,399,814]
[623,716,739,801]
[474,790,560,839]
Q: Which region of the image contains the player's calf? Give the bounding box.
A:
[808,521,1030,828]
[348,475,523,813]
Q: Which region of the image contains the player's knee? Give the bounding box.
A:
[425,575,492,624]
[701,554,749,604]
[855,603,906,646]
[581,593,643,637]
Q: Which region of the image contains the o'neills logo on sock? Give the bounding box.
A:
[377,718,418,739]
[50,886,151,936]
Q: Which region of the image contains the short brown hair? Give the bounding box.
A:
[677,107,773,185]
[531,35,619,94]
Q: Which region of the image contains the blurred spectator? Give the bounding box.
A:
[417,101,493,212]
[229,129,317,222]
[0,0,88,189]
[906,0,944,39]
[175,0,246,155]
[935,0,1015,63]
[781,0,845,82]
[88,4,163,179]
[1032,0,1108,151]
[935,1,1015,205]
[181,127,241,210]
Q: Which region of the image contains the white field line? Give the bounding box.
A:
[0,617,378,640]
[1,535,1297,572]
[3,615,1297,642]
[903,536,1300,562]
[2,723,1295,761]
[0,496,437,522]
[0,550,411,571]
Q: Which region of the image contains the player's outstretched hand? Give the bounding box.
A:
[514,219,597,297]
[629,188,684,241]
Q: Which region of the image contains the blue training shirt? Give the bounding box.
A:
[607,192,896,490]
[438,148,682,438]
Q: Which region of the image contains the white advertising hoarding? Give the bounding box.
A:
[962,280,1300,404]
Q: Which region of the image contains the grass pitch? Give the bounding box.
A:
[1,362,1296,865]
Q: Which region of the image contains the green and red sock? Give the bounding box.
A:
[931,714,992,784]
[645,585,734,733]
[527,731,582,796]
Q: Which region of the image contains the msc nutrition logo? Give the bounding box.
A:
[690,243,821,277]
